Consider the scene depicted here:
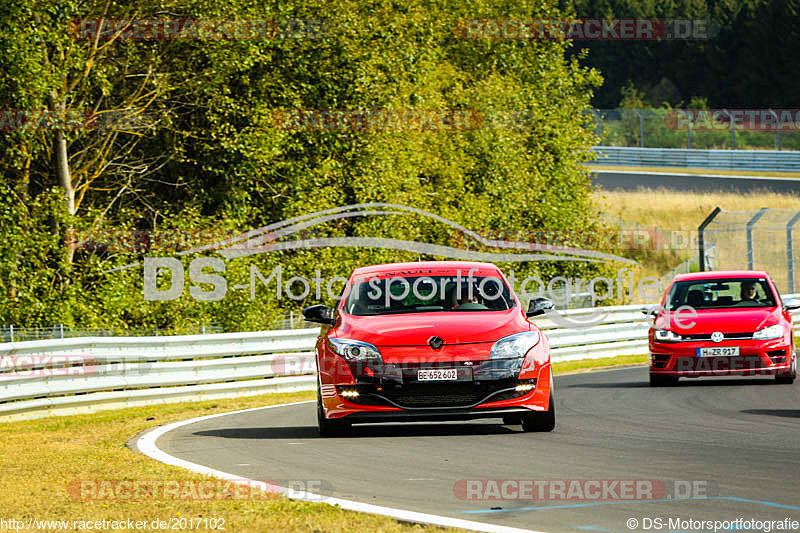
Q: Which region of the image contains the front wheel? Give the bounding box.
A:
[317,387,350,437]
[521,392,555,432]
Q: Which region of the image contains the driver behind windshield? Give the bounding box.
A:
[453,291,485,309]
[740,281,759,302]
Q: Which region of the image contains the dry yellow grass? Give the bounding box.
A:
[595,188,800,232]
[0,391,453,533]
[587,164,800,179]
[592,188,800,292]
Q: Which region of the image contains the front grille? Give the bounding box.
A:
[342,378,527,408]
[682,332,752,341]
[391,384,488,407]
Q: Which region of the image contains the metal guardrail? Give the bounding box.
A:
[2,300,798,422]
[0,325,225,342]
[0,329,320,421]
[588,146,800,172]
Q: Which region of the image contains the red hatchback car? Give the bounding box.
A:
[646,270,799,386]
[303,261,556,436]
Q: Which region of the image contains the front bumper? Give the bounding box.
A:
[321,357,551,420]
[649,337,792,377]
[332,406,535,424]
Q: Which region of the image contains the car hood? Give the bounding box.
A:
[655,307,780,334]
[334,308,530,347]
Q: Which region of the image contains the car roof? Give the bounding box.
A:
[672,270,770,282]
[351,261,501,276]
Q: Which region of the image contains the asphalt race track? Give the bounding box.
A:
[152,367,800,532]
[590,169,800,193]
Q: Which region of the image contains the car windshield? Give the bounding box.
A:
[343,275,514,315]
[666,278,777,310]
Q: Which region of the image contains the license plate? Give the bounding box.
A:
[697,346,740,357]
[417,368,458,381]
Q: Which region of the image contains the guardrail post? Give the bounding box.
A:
[698,207,722,271]
[746,208,769,270]
[787,212,800,292]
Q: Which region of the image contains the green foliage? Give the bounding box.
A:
[0,0,620,331]
[568,0,800,110]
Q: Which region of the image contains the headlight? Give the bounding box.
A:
[328,338,383,361]
[753,324,784,340]
[654,329,682,342]
[490,331,540,359]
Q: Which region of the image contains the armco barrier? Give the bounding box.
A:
[588,146,800,172]
[0,329,320,421]
[2,299,798,422]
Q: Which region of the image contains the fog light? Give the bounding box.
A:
[339,388,360,398]
[515,380,536,392]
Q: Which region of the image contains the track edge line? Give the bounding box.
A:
[132,400,546,533]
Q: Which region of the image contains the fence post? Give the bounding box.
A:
[685,110,692,149]
[769,110,781,151]
[787,212,800,292]
[698,207,722,271]
[9,325,13,343]
[633,110,645,147]
[722,109,736,150]
[746,208,769,270]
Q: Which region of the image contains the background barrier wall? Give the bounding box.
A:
[2,300,797,422]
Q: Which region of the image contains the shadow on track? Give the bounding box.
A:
[567,377,775,389]
[194,422,519,440]
[741,409,800,418]
[194,426,319,439]
[565,381,649,389]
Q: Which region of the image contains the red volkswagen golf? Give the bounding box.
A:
[303,261,556,436]
[646,270,799,386]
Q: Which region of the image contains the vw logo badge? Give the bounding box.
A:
[428,336,444,350]
[710,331,724,343]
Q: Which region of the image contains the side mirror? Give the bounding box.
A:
[783,298,800,311]
[526,297,554,317]
[640,305,659,317]
[302,304,335,325]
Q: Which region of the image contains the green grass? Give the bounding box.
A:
[553,354,648,375]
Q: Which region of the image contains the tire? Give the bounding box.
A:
[775,353,796,385]
[502,415,521,426]
[317,387,350,437]
[650,373,678,387]
[521,392,555,432]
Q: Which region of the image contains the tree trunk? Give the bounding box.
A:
[49,89,76,264]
